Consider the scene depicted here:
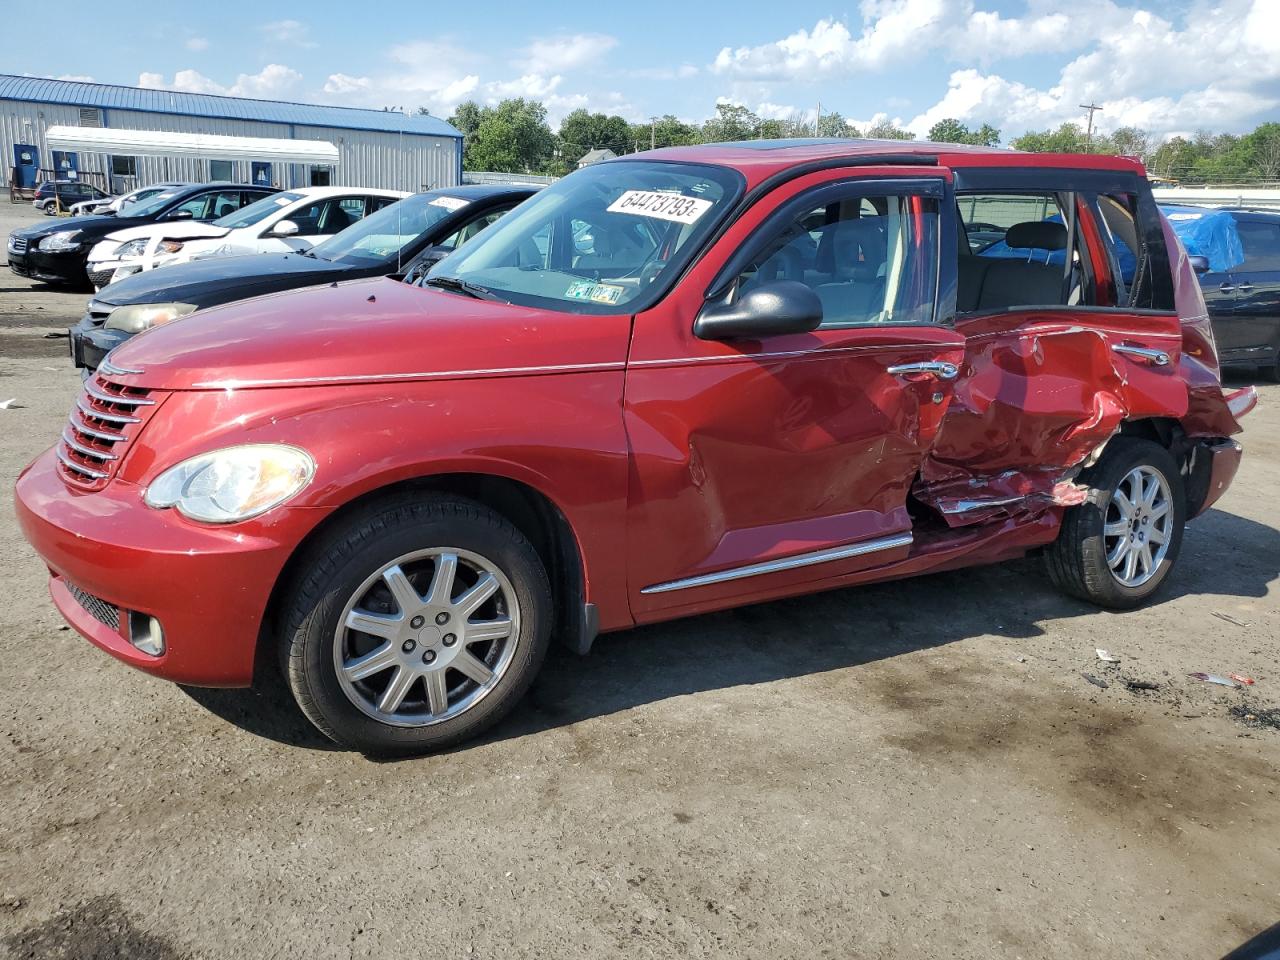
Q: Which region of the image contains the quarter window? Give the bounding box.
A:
[735,192,940,327]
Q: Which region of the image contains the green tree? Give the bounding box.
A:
[928,119,1001,146]
[701,102,761,142]
[628,114,702,151]
[864,118,916,141]
[1010,122,1089,153]
[816,111,859,138]
[557,109,633,166]
[462,98,555,174]
[446,100,485,138]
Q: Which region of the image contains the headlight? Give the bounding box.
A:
[157,239,184,254]
[39,230,81,252]
[103,302,198,333]
[114,238,147,258]
[144,444,315,523]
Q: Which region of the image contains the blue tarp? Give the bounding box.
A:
[1161,205,1244,274]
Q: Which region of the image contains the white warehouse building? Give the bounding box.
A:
[1,74,462,195]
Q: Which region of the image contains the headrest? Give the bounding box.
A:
[1004,220,1067,251]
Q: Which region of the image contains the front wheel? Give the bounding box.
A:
[282,495,552,756]
[1045,437,1185,609]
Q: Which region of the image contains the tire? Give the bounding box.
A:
[282,494,552,756]
[1045,437,1185,609]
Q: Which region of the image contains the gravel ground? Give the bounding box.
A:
[0,203,1276,960]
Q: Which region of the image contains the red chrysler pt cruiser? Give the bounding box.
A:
[16,140,1255,755]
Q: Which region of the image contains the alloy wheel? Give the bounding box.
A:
[333,548,520,727]
[1103,465,1174,588]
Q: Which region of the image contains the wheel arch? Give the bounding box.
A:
[256,471,595,684]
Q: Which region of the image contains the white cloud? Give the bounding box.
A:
[516,34,618,74]
[261,19,316,48]
[487,73,563,100]
[138,64,302,100]
[904,0,1280,139]
[56,74,95,83]
[185,37,209,52]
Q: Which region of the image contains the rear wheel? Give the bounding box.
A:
[282,495,552,755]
[1045,438,1185,609]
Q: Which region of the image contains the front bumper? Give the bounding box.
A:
[7,245,88,284]
[69,314,130,371]
[15,447,310,686]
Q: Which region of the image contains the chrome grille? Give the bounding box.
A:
[57,374,164,489]
[8,236,28,254]
[65,581,120,631]
[85,299,115,328]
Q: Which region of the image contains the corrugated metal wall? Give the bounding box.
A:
[2,99,459,193]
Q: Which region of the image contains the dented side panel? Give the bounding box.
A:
[916,308,1186,525]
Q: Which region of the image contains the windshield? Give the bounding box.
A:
[309,192,467,265]
[123,189,184,219]
[428,160,742,314]
[215,192,302,228]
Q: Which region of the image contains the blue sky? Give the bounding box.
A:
[4,0,1277,140]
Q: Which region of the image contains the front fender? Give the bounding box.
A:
[121,373,633,629]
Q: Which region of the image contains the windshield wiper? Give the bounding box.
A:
[423,276,507,303]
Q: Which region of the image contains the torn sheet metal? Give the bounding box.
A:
[914,311,1185,527]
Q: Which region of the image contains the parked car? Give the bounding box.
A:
[68,184,535,372]
[1161,204,1280,380]
[17,142,1254,756]
[68,182,187,218]
[7,183,278,288]
[33,180,111,215]
[85,186,410,289]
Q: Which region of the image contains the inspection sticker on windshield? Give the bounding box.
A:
[607,190,713,224]
[564,280,625,305]
[429,196,470,211]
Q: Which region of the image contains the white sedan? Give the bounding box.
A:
[85,186,409,289]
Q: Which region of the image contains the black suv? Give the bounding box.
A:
[7,183,278,288]
[33,180,112,214]
[1166,204,1280,380]
[70,183,536,372]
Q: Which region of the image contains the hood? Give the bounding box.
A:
[94,250,347,307]
[16,213,148,240]
[108,277,631,392]
[102,222,230,244]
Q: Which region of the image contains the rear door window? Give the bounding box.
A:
[1235,219,1280,271]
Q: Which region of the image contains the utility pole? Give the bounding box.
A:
[814,100,821,137]
[1080,102,1103,152]
[650,116,657,151]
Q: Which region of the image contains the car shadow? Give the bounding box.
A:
[178,506,1279,756]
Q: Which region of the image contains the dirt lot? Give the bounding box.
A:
[0,203,1276,959]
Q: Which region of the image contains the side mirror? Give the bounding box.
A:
[401,246,452,284]
[1187,254,1210,275]
[694,281,824,341]
[272,219,300,237]
[168,209,194,220]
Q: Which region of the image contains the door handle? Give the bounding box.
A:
[1112,344,1170,366]
[1219,282,1235,293]
[1237,283,1254,293]
[887,361,960,380]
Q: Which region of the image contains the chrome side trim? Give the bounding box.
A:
[640,532,914,595]
[83,382,156,406]
[940,495,1025,514]
[1110,344,1170,366]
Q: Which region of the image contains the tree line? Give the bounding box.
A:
[433,99,1280,185]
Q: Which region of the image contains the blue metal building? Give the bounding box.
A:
[1,74,463,193]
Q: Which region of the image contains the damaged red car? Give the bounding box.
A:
[16,140,1256,755]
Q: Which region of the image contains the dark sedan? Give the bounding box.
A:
[8,182,276,288]
[70,183,536,372]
